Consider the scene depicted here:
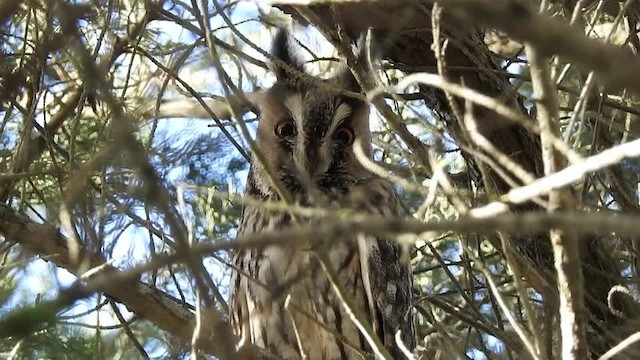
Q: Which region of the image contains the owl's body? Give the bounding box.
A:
[230,31,414,359]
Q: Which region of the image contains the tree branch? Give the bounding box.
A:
[526,36,587,359]
[0,203,265,360]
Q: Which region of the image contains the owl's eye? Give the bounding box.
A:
[275,120,297,138]
[334,126,355,146]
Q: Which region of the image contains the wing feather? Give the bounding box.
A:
[354,179,415,358]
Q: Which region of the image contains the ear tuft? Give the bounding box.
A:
[269,29,305,85]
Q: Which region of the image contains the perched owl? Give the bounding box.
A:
[229,30,415,359]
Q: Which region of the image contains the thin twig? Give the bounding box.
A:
[526,16,587,358]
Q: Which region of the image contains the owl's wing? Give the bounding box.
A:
[354,179,415,358]
[363,236,415,358]
[229,214,248,344]
[229,180,262,347]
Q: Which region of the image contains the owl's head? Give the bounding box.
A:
[249,30,372,197]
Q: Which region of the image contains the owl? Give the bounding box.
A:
[229,30,415,359]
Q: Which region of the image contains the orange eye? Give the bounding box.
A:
[334,126,355,145]
[275,120,297,138]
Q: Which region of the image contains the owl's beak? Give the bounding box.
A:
[305,147,320,176]
[297,137,323,178]
[293,138,329,183]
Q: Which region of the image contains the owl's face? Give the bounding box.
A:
[250,31,372,197]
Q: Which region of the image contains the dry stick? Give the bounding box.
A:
[599,331,640,360]
[188,3,259,356]
[464,249,540,360]
[109,301,150,359]
[428,149,470,214]
[526,32,588,360]
[550,0,589,83]
[394,331,414,360]
[463,68,640,118]
[353,140,430,196]
[426,243,488,323]
[113,63,224,342]
[497,231,548,360]
[431,3,465,127]
[385,73,580,164]
[460,95,545,357]
[136,92,265,122]
[505,136,640,205]
[177,184,206,360]
[283,295,308,359]
[564,0,635,144]
[463,101,547,358]
[198,1,292,205]
[133,70,640,122]
[425,1,522,219]
[420,295,523,353]
[7,201,640,287]
[7,208,640,357]
[134,47,250,161]
[155,211,640,271]
[76,209,640,253]
[141,19,195,294]
[464,112,537,185]
[415,304,470,359]
[464,127,539,359]
[460,128,556,326]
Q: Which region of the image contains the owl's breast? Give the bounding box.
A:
[230,177,401,359]
[231,206,371,359]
